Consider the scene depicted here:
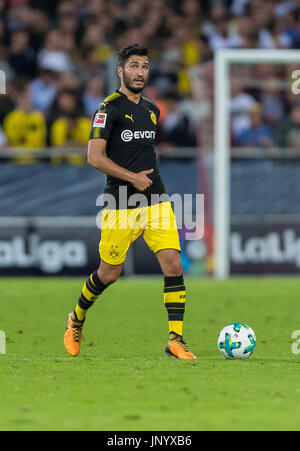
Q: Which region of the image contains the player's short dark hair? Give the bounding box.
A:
[118,44,149,67]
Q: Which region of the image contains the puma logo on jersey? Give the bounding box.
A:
[125,114,134,123]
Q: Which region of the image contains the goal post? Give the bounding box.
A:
[214,49,300,279]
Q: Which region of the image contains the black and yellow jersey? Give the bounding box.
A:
[89,90,166,207]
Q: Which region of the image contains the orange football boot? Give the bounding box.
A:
[165,333,196,360]
[64,313,84,357]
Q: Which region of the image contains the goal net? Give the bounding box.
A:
[189,49,300,278]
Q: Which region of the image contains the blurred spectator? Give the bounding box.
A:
[159,92,196,148]
[276,103,300,149]
[29,51,72,113]
[258,16,293,49]
[75,45,104,85]
[81,23,114,66]
[82,75,105,118]
[259,77,285,127]
[248,0,274,31]
[56,2,78,36]
[5,3,32,34]
[0,0,300,156]
[50,89,91,162]
[29,68,59,114]
[230,81,256,140]
[57,71,80,93]
[0,0,5,16]
[195,33,213,64]
[39,50,72,73]
[279,10,300,46]
[149,43,179,96]
[290,12,300,48]
[236,102,275,148]
[231,0,250,17]
[3,82,46,149]
[0,17,5,44]
[202,1,228,37]
[27,7,49,52]
[208,15,242,50]
[274,0,297,18]
[37,28,68,65]
[236,16,259,49]
[7,29,36,78]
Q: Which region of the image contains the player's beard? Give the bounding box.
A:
[123,71,146,94]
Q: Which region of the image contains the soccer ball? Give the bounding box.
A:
[218,323,256,359]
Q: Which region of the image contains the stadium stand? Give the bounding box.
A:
[2,0,300,277]
[1,0,300,154]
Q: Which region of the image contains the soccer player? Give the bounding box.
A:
[64,44,196,360]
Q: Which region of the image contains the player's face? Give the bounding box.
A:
[120,55,150,94]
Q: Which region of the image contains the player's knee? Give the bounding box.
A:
[97,267,121,286]
[164,254,182,277]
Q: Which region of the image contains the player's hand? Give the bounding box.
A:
[131,169,153,191]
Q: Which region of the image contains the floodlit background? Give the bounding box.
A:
[2,0,300,433]
[1,0,300,276]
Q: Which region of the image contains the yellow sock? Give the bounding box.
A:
[168,320,183,337]
[74,304,86,321]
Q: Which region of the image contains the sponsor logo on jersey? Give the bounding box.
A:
[121,129,156,142]
[93,113,107,128]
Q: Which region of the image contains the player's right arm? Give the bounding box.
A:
[88,101,153,192]
[87,138,153,192]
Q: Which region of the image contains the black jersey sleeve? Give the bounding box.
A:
[154,104,160,121]
[142,96,160,122]
[89,102,116,141]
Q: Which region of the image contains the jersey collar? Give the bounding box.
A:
[116,89,142,105]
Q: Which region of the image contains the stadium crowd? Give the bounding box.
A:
[0,0,300,152]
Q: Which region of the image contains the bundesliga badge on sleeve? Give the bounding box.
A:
[93,113,107,128]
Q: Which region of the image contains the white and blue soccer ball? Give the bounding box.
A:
[218,323,256,359]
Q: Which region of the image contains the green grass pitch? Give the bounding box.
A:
[1,277,300,431]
